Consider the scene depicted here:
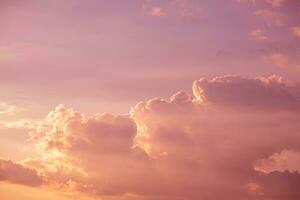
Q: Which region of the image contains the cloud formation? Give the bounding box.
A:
[266,0,284,7]
[0,102,20,115]
[255,150,300,173]
[3,75,300,200]
[292,26,300,38]
[0,159,42,186]
[250,29,268,41]
[193,75,300,110]
[149,7,165,17]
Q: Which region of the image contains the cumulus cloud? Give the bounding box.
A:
[27,105,151,196]
[255,150,300,173]
[0,159,42,186]
[130,76,300,199]
[193,75,300,110]
[6,75,300,200]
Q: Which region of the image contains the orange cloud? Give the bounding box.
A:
[149,7,165,17]
[291,26,300,38]
[264,53,287,67]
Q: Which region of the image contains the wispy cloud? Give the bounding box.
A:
[0,119,40,129]
[0,102,20,116]
[250,29,268,41]
[263,53,300,71]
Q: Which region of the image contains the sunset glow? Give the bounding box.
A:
[1,1,300,200]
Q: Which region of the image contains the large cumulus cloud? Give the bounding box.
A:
[4,75,300,200]
[131,75,300,200]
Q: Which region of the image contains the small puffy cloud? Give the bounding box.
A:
[0,159,42,186]
[255,150,300,173]
[267,53,288,66]
[266,0,284,7]
[250,29,268,41]
[149,7,165,17]
[143,1,200,19]
[291,26,300,38]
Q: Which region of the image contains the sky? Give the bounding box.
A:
[0,0,300,200]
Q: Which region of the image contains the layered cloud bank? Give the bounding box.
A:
[1,75,300,200]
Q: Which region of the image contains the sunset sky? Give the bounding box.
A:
[1,0,300,200]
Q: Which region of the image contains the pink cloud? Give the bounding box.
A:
[263,53,300,71]
[14,75,299,200]
[1,1,300,198]
[192,75,300,110]
[149,7,166,17]
[255,150,300,173]
[0,159,42,186]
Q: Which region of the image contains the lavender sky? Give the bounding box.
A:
[0,0,299,114]
[1,1,300,200]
